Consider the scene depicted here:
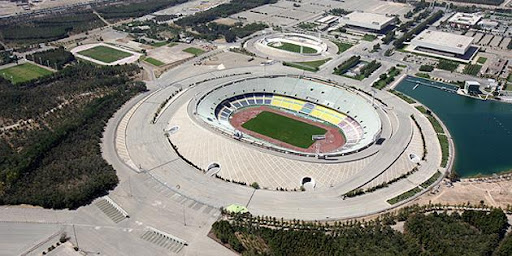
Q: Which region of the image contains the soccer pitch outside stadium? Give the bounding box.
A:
[241,111,327,148]
[0,62,53,84]
[77,45,133,63]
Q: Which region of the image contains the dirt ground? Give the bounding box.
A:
[415,178,512,208]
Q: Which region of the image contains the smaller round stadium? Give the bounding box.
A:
[259,33,327,56]
[247,33,337,62]
[194,76,381,157]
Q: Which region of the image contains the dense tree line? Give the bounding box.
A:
[0,11,104,45]
[419,64,434,72]
[437,59,459,72]
[96,0,188,20]
[26,47,75,70]
[394,10,444,49]
[0,63,145,209]
[212,209,511,255]
[328,8,351,16]
[381,31,395,45]
[333,56,360,75]
[175,0,277,27]
[193,22,268,42]
[359,60,382,78]
[446,0,504,5]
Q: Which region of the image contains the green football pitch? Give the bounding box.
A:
[241,111,326,149]
[269,42,317,54]
[78,45,133,63]
[0,62,53,84]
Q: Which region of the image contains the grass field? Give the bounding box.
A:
[477,57,487,64]
[0,62,53,84]
[387,186,422,205]
[269,42,317,54]
[332,41,353,54]
[361,34,377,42]
[463,64,482,76]
[241,111,326,148]
[183,47,205,56]
[283,58,331,72]
[144,57,165,66]
[150,41,168,47]
[78,45,133,63]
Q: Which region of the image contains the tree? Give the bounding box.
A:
[250,182,260,189]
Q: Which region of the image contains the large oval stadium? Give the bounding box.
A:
[115,64,443,220]
[195,76,381,157]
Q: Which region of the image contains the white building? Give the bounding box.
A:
[316,15,339,25]
[448,12,482,29]
[411,30,474,55]
[340,11,395,31]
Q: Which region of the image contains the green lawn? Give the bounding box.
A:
[144,57,165,66]
[463,64,482,76]
[269,42,317,54]
[438,134,449,168]
[78,45,133,63]
[167,42,178,47]
[283,58,331,72]
[390,90,416,104]
[415,72,431,79]
[150,41,168,47]
[361,34,377,42]
[420,171,442,189]
[183,47,205,56]
[0,62,53,84]
[332,41,353,54]
[241,111,326,148]
[387,186,422,205]
[477,57,487,64]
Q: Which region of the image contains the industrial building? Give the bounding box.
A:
[340,11,395,33]
[408,30,478,63]
[316,15,339,25]
[447,12,482,29]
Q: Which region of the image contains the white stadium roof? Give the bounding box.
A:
[341,11,395,30]
[411,30,474,55]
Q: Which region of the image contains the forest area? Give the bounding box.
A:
[0,63,146,209]
[212,208,512,256]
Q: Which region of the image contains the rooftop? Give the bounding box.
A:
[448,12,482,26]
[316,15,339,24]
[341,11,395,29]
[411,30,474,54]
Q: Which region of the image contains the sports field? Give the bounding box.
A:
[77,45,133,63]
[0,62,53,84]
[241,111,326,148]
[144,57,165,66]
[182,47,205,56]
[269,42,317,54]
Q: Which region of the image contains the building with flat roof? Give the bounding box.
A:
[448,12,482,29]
[340,11,395,32]
[316,15,339,25]
[411,30,473,55]
[407,30,478,63]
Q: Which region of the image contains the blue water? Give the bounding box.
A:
[395,76,512,177]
